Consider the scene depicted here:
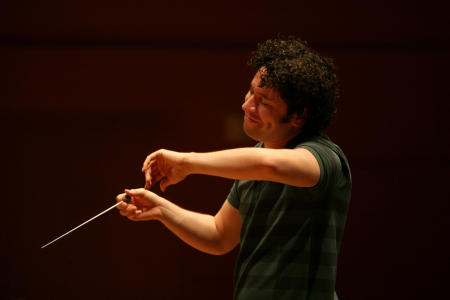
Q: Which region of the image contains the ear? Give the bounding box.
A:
[289,113,303,127]
[290,109,307,127]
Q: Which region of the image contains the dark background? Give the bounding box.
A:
[1,1,449,299]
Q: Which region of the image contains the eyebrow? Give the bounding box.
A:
[250,83,271,100]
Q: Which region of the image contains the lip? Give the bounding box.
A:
[244,114,259,123]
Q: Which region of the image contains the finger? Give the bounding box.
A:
[151,165,162,179]
[145,169,152,189]
[145,161,162,189]
[149,159,157,170]
[128,209,145,221]
[124,188,136,197]
[119,204,137,217]
[116,193,128,209]
[142,151,161,172]
[142,155,152,173]
[128,214,141,221]
[151,173,164,185]
[142,156,155,173]
[125,188,147,198]
[117,201,128,210]
[116,193,125,203]
[160,177,172,192]
[131,208,157,221]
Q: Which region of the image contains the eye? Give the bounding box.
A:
[259,98,268,106]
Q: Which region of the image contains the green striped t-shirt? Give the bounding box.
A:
[228,134,351,300]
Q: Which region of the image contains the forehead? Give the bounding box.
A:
[251,71,283,102]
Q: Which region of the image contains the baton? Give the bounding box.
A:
[41,195,131,249]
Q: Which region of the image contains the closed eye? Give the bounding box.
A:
[259,98,270,107]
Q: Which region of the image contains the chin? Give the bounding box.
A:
[243,125,261,142]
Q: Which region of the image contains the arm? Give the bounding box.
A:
[186,147,320,187]
[143,147,320,191]
[117,188,241,255]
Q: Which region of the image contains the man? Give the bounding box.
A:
[117,38,351,300]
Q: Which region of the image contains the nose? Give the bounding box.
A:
[242,92,256,113]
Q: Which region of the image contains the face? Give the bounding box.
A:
[242,70,302,148]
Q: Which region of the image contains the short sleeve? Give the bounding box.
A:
[227,180,240,209]
[297,142,342,189]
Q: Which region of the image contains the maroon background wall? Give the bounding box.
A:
[1,1,449,299]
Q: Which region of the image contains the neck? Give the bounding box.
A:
[264,129,304,149]
[263,141,288,149]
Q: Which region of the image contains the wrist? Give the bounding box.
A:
[157,196,183,225]
[153,194,169,222]
[182,152,196,176]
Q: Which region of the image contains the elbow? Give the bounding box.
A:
[206,231,239,256]
[206,241,236,256]
[200,246,232,256]
[207,249,230,256]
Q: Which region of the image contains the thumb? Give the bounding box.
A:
[160,178,172,192]
[124,188,146,198]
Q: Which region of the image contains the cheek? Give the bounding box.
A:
[258,107,273,122]
[259,109,285,129]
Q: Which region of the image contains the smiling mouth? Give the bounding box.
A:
[245,114,259,123]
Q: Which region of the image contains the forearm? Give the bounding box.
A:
[185,148,272,180]
[184,147,319,187]
[157,197,228,255]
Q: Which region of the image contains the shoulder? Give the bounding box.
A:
[296,134,350,185]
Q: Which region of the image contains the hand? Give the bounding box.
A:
[142,149,190,191]
[116,188,163,221]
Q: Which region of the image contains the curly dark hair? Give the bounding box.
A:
[248,37,339,136]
